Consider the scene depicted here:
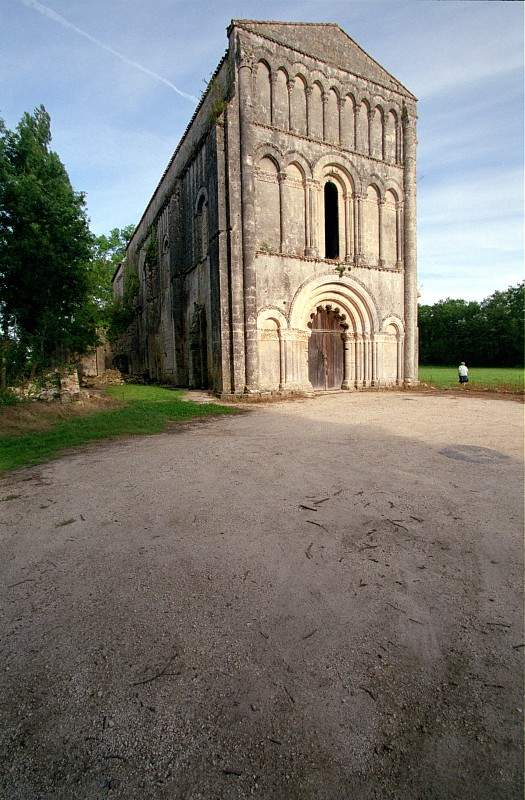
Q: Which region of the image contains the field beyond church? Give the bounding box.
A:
[419,366,523,393]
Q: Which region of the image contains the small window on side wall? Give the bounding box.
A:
[324,182,339,259]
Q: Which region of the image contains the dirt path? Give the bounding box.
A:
[0,392,522,799]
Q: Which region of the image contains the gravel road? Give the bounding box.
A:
[0,391,523,799]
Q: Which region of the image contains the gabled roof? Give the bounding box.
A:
[232,19,416,100]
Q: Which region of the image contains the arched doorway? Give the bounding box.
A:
[308,305,347,390]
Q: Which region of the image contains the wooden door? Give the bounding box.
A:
[308,307,345,390]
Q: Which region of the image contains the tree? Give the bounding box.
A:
[418,282,524,366]
[88,225,135,330]
[0,105,94,384]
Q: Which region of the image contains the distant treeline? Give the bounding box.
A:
[418,282,524,367]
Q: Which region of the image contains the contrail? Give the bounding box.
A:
[20,0,198,103]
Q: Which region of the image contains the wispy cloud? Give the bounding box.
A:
[19,0,198,103]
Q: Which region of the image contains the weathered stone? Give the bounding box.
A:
[112,19,417,396]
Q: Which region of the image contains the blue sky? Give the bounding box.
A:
[1,0,523,303]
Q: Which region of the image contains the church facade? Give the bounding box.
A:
[113,20,418,396]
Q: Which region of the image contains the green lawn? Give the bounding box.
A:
[0,384,235,474]
[418,366,524,392]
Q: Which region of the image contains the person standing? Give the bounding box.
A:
[458,362,469,385]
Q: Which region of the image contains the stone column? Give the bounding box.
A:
[396,121,403,164]
[402,106,418,384]
[378,199,385,266]
[304,180,313,257]
[237,40,259,392]
[337,97,344,145]
[372,339,378,385]
[396,334,403,385]
[344,193,352,262]
[353,104,359,151]
[287,79,294,131]
[355,193,363,265]
[354,335,361,385]
[322,92,329,141]
[278,171,287,253]
[305,85,312,137]
[367,109,374,157]
[279,330,286,389]
[307,181,320,257]
[396,201,403,266]
[341,330,354,390]
[270,71,277,127]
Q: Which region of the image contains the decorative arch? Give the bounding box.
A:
[194,188,209,262]
[385,108,399,163]
[383,188,400,267]
[357,99,371,154]
[273,67,289,129]
[325,87,340,144]
[257,307,287,390]
[289,273,380,335]
[370,105,385,160]
[255,142,283,170]
[282,151,312,179]
[255,153,280,252]
[312,153,360,194]
[362,173,386,200]
[290,73,307,135]
[254,60,272,125]
[381,314,404,334]
[257,307,288,330]
[380,315,404,384]
[309,81,324,139]
[341,93,357,150]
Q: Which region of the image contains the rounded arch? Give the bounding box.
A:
[312,152,360,193]
[384,178,403,200]
[194,187,208,215]
[363,174,386,200]
[381,315,404,335]
[289,273,380,335]
[255,143,283,170]
[282,150,312,179]
[257,307,288,330]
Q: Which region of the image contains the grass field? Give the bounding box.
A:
[419,366,524,392]
[0,384,235,474]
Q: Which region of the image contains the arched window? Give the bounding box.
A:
[195,194,208,261]
[324,181,339,259]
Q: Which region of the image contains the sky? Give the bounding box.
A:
[1,0,523,303]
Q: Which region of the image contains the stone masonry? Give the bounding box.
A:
[112,20,418,396]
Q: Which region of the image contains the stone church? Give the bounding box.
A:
[113,19,418,396]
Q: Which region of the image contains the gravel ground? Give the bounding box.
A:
[0,391,523,800]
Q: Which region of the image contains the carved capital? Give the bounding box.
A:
[235,37,255,71]
[368,109,375,121]
[277,171,287,184]
[287,79,295,94]
[305,85,313,97]
[322,93,330,105]
[337,97,346,111]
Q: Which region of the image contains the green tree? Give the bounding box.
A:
[418,282,524,366]
[88,225,135,329]
[0,105,94,384]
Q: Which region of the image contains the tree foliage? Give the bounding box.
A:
[419,282,524,367]
[89,224,135,331]
[0,106,94,383]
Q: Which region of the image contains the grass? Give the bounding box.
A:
[418,366,524,392]
[0,384,235,474]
